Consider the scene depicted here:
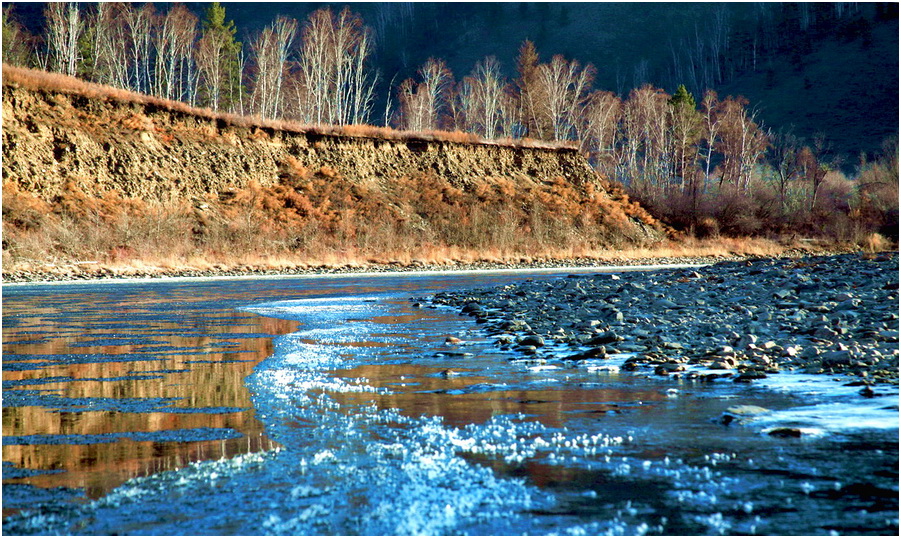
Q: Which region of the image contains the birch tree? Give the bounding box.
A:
[458,56,505,138]
[152,4,198,101]
[250,16,297,120]
[580,90,622,177]
[296,7,377,125]
[531,55,594,141]
[124,3,154,93]
[397,58,452,131]
[83,3,130,89]
[716,96,768,191]
[44,2,82,77]
[620,85,672,195]
[699,90,721,187]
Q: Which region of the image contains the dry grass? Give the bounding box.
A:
[2,64,577,152]
[2,163,671,275]
[0,167,843,277]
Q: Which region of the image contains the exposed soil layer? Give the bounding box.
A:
[3,69,668,272]
[4,82,606,201]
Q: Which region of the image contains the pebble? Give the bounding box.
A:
[2,254,778,284]
[427,252,899,388]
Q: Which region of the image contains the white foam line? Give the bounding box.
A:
[2,263,709,287]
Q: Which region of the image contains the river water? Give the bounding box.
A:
[2,270,898,535]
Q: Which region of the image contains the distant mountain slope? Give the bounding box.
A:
[717,11,899,165]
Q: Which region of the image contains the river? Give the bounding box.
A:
[2,269,898,535]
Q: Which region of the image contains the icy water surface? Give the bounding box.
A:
[2,270,898,535]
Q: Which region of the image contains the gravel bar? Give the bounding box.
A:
[0,248,842,284]
[425,252,900,387]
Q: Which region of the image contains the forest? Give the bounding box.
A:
[2,2,897,246]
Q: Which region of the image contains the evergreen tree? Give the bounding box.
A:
[196,2,243,112]
[669,84,703,201]
[670,84,696,109]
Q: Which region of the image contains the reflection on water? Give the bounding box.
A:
[2,271,592,501]
[329,363,665,428]
[2,281,298,499]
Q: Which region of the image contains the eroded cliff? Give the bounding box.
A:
[3,83,599,202]
[2,68,666,274]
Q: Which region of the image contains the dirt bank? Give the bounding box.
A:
[3,65,670,275]
[4,67,608,202]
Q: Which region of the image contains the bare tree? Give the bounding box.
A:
[2,6,34,66]
[44,2,82,77]
[534,55,595,141]
[84,3,130,89]
[249,16,297,120]
[397,58,452,131]
[124,3,155,93]
[458,56,505,138]
[295,7,377,125]
[152,4,198,101]
[767,129,802,213]
[620,85,672,195]
[699,90,721,187]
[716,96,768,191]
[580,90,622,178]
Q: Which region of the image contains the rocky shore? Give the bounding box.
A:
[425,252,900,388]
[1,247,849,284]
[0,253,769,284]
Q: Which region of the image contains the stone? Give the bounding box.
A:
[566,346,608,361]
[655,298,679,309]
[720,405,771,425]
[773,289,794,300]
[461,302,483,314]
[814,326,839,339]
[710,359,736,370]
[820,350,853,368]
[733,371,768,383]
[655,362,685,375]
[587,331,620,346]
[518,335,545,347]
[766,427,803,438]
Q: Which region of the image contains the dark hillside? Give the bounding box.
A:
[717,5,899,165]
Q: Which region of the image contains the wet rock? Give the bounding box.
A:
[733,371,768,383]
[710,359,736,370]
[587,331,620,346]
[720,405,770,425]
[765,427,803,438]
[566,346,608,361]
[518,335,545,347]
[654,362,685,375]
